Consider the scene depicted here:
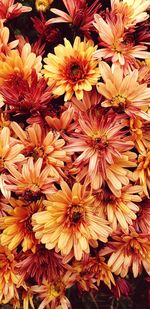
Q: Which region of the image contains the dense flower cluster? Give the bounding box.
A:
[0,0,150,308]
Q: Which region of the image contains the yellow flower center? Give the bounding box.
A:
[111,94,127,107]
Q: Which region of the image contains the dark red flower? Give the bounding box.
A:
[16,245,65,284]
[31,13,60,44]
[0,69,55,123]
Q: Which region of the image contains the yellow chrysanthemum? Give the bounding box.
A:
[35,0,54,11]
[42,36,100,101]
[32,181,112,260]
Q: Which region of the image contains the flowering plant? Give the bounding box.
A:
[0,0,150,308]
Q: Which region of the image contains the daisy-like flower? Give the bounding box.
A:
[134,198,150,234]
[0,0,31,22]
[97,61,150,119]
[93,14,150,69]
[64,109,135,195]
[0,69,54,122]
[0,199,44,252]
[16,246,65,284]
[6,157,56,198]
[0,126,24,173]
[42,36,99,101]
[134,151,150,197]
[95,185,142,232]
[11,122,69,179]
[100,228,150,278]
[31,272,76,309]
[0,43,42,85]
[32,181,112,260]
[0,21,18,56]
[46,0,102,38]
[73,254,115,291]
[35,0,54,12]
[0,245,20,304]
[111,0,150,29]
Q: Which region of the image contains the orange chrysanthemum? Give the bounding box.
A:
[42,36,99,101]
[0,245,20,304]
[100,228,150,278]
[94,185,142,232]
[0,198,44,252]
[31,272,77,309]
[134,150,150,197]
[130,117,150,153]
[0,43,42,85]
[11,122,70,179]
[6,157,56,198]
[32,181,112,260]
[97,61,150,119]
[73,254,115,291]
[0,126,24,198]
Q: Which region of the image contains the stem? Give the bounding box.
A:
[89,292,99,309]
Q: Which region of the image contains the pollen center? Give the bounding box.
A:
[66,60,85,82]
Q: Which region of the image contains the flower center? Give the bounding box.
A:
[111,95,127,107]
[66,205,84,227]
[66,60,85,83]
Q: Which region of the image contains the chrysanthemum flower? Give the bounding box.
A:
[111,0,150,28]
[31,13,60,44]
[16,245,65,284]
[32,181,112,260]
[6,157,56,197]
[0,69,54,122]
[64,109,135,194]
[0,43,42,85]
[134,198,150,234]
[93,14,150,69]
[42,36,99,101]
[100,228,150,278]
[73,254,115,291]
[11,122,69,179]
[46,0,102,38]
[97,61,150,119]
[31,272,77,309]
[0,126,24,172]
[130,117,150,153]
[0,0,31,22]
[0,245,20,304]
[0,199,44,252]
[134,151,150,197]
[95,185,142,232]
[0,21,18,56]
[35,0,54,12]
